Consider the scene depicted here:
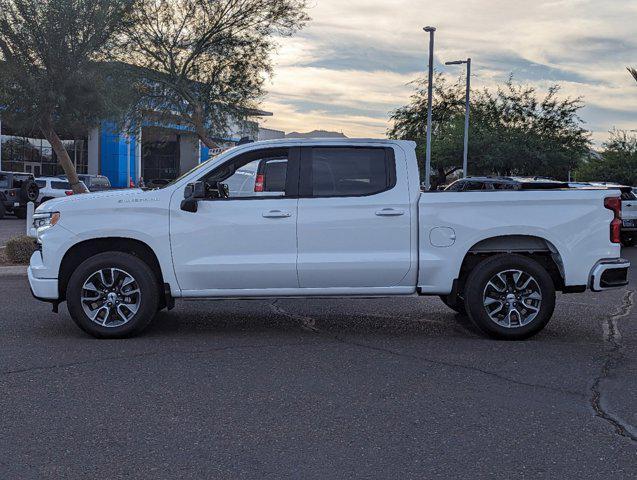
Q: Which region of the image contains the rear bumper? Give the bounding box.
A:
[589,258,630,292]
[27,251,59,300]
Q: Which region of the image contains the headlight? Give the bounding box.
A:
[33,212,60,230]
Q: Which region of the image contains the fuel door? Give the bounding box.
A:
[429,227,456,247]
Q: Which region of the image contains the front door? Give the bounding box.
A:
[170,147,300,293]
[296,146,412,288]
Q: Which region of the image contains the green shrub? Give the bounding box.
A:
[5,235,36,264]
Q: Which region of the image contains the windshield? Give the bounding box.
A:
[157,146,238,189]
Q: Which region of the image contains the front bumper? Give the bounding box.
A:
[589,258,630,292]
[27,251,59,300]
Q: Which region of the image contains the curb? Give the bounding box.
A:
[0,266,28,276]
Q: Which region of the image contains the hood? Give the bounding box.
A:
[35,188,161,213]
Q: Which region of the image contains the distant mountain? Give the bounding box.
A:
[285,130,347,139]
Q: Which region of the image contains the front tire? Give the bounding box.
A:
[463,254,556,340]
[66,252,159,338]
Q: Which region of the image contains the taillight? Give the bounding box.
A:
[604,196,622,244]
[65,190,73,196]
[254,174,265,192]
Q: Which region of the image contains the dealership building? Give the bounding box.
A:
[0,114,285,187]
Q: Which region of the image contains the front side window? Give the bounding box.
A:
[51,181,71,190]
[35,180,46,188]
[200,148,291,199]
[307,147,395,197]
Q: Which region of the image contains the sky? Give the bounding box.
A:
[260,0,637,145]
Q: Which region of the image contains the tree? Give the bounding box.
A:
[575,130,637,186]
[123,0,309,149]
[388,75,591,187]
[388,74,467,186]
[0,0,134,193]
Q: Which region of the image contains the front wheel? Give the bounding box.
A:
[463,254,556,340]
[66,252,159,338]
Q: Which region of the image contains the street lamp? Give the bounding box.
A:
[445,58,471,178]
[423,26,436,191]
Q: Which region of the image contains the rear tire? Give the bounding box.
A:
[66,252,159,338]
[463,254,555,340]
[0,203,5,220]
[439,295,466,314]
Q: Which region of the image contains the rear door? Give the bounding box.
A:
[296,146,412,288]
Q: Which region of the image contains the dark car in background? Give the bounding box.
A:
[444,176,570,191]
[0,171,39,219]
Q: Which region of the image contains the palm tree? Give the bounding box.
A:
[629,67,637,83]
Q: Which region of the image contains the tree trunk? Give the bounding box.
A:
[40,121,88,194]
[192,108,219,150]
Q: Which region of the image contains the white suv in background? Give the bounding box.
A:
[35,177,88,203]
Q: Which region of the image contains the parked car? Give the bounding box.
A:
[445,176,569,191]
[35,178,88,203]
[0,171,39,219]
[57,174,111,192]
[145,179,172,189]
[28,139,629,340]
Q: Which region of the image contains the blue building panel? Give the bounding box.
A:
[100,121,138,188]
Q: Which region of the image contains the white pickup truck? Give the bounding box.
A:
[28,139,630,340]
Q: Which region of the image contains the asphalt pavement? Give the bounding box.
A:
[1,249,636,479]
[0,217,26,246]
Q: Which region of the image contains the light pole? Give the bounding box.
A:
[423,26,436,191]
[445,58,471,178]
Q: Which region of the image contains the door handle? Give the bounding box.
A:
[262,209,292,218]
[375,208,405,217]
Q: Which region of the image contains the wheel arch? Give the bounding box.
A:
[58,237,167,303]
[458,235,566,292]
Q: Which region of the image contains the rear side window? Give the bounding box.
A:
[494,183,516,190]
[92,177,111,187]
[445,181,464,191]
[307,147,395,197]
[260,159,287,192]
[463,181,492,191]
[35,180,46,188]
[51,181,71,190]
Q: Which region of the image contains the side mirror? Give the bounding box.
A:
[181,181,206,213]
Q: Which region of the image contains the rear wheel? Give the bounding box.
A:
[66,252,159,338]
[0,203,5,219]
[463,254,555,340]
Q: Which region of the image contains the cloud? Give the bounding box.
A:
[263,0,637,143]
